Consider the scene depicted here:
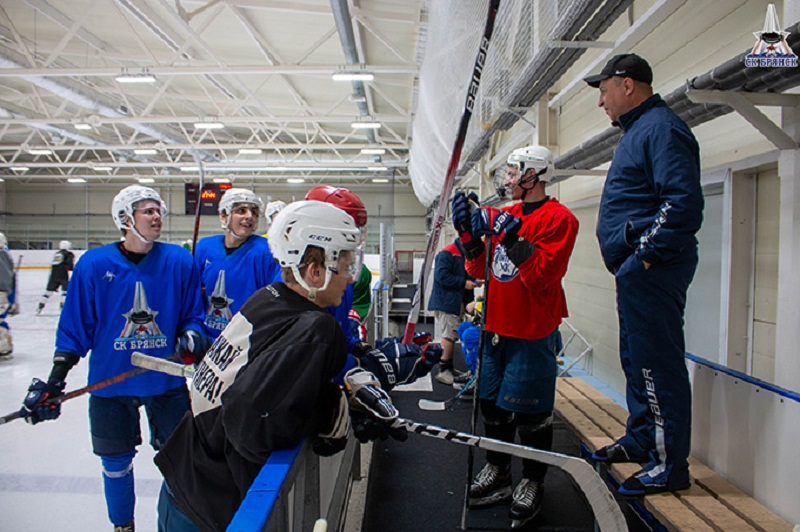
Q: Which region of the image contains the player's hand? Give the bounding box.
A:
[452,191,479,236]
[175,330,210,364]
[22,378,65,425]
[471,207,521,244]
[344,367,406,443]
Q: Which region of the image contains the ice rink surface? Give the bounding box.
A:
[0,268,160,531]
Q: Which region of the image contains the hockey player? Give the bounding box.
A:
[154,200,403,531]
[194,188,281,340]
[452,145,579,528]
[0,232,18,360]
[20,185,207,532]
[261,199,287,237]
[36,240,75,315]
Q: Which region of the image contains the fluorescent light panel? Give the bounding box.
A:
[332,72,374,81]
[351,121,381,129]
[67,178,87,183]
[27,148,53,155]
[361,148,386,155]
[93,166,113,171]
[238,148,263,154]
[137,177,155,183]
[116,74,156,83]
[194,122,224,129]
[10,166,30,172]
[286,178,305,184]
[134,148,158,155]
[74,123,92,130]
[213,178,231,183]
[181,166,200,172]
[372,178,389,183]
[368,166,388,171]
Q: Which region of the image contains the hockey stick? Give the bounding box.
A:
[0,366,147,425]
[128,353,626,531]
[190,156,206,256]
[401,0,502,344]
[417,372,476,411]
[394,417,627,531]
[131,351,195,378]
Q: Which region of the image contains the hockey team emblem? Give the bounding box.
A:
[115,281,167,351]
[204,270,234,331]
[490,242,518,282]
[745,3,797,68]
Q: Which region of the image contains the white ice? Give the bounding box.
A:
[0,268,159,531]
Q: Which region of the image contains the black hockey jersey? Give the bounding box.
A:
[155,282,348,531]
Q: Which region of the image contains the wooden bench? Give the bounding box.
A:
[554,377,794,531]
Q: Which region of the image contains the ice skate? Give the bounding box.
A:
[468,462,512,507]
[509,478,544,529]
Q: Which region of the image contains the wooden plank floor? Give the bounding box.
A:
[554,378,793,532]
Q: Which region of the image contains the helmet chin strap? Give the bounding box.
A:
[125,217,153,245]
[518,166,546,201]
[291,264,332,302]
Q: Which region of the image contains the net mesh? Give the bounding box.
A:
[409,0,562,206]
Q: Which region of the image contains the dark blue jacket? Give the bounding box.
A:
[597,94,704,274]
[428,240,467,315]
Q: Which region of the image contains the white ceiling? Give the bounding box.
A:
[0,0,425,185]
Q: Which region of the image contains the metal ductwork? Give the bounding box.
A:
[330,0,379,155]
[556,20,800,174]
[459,0,634,174]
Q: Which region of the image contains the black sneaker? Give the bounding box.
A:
[469,463,512,507]
[592,442,648,464]
[509,478,544,529]
[113,521,134,532]
[618,468,691,497]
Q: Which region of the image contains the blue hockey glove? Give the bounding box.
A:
[471,206,521,246]
[22,378,66,425]
[175,330,211,364]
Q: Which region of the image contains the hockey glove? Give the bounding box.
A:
[452,191,479,236]
[175,330,211,365]
[471,206,522,247]
[344,368,406,443]
[313,391,351,456]
[22,378,66,425]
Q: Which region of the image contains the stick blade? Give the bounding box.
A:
[417,398,448,411]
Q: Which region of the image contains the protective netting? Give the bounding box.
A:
[409,0,563,207]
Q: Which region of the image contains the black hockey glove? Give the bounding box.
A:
[175,330,211,365]
[344,368,406,444]
[22,378,65,425]
[313,390,351,457]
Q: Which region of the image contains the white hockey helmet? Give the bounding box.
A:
[265,200,287,221]
[0,232,6,249]
[218,188,264,234]
[111,185,168,243]
[59,240,72,250]
[496,145,554,198]
[268,200,361,298]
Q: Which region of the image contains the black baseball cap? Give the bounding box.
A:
[584,53,653,88]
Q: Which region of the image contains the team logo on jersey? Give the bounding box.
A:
[204,270,233,331]
[114,281,167,351]
[104,271,116,282]
[490,243,518,282]
[745,3,797,68]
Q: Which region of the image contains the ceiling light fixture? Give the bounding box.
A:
[361,147,386,155]
[74,123,92,130]
[372,178,389,183]
[351,118,381,129]
[67,178,87,183]
[0,178,4,183]
[333,71,374,82]
[194,122,225,130]
[287,178,305,184]
[134,148,158,155]
[181,166,200,172]
[238,148,263,155]
[115,71,156,83]
[10,166,30,172]
[27,148,53,155]
[368,165,388,171]
[93,166,113,171]
[214,177,231,183]
[137,177,155,184]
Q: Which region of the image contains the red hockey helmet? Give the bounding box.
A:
[304,186,367,227]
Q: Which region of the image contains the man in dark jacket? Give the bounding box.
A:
[36,240,75,315]
[584,53,704,496]
[155,200,401,531]
[428,238,479,385]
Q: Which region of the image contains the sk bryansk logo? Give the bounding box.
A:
[745,3,797,68]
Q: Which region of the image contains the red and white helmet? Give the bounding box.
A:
[111,185,167,243]
[304,185,367,227]
[268,200,361,299]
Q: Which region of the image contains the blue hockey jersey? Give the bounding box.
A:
[194,235,282,338]
[55,242,205,397]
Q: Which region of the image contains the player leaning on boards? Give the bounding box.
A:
[154,200,402,532]
[194,188,281,342]
[584,53,703,496]
[452,145,579,529]
[20,185,208,532]
[36,239,75,315]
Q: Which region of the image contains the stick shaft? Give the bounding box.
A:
[402,0,502,344]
